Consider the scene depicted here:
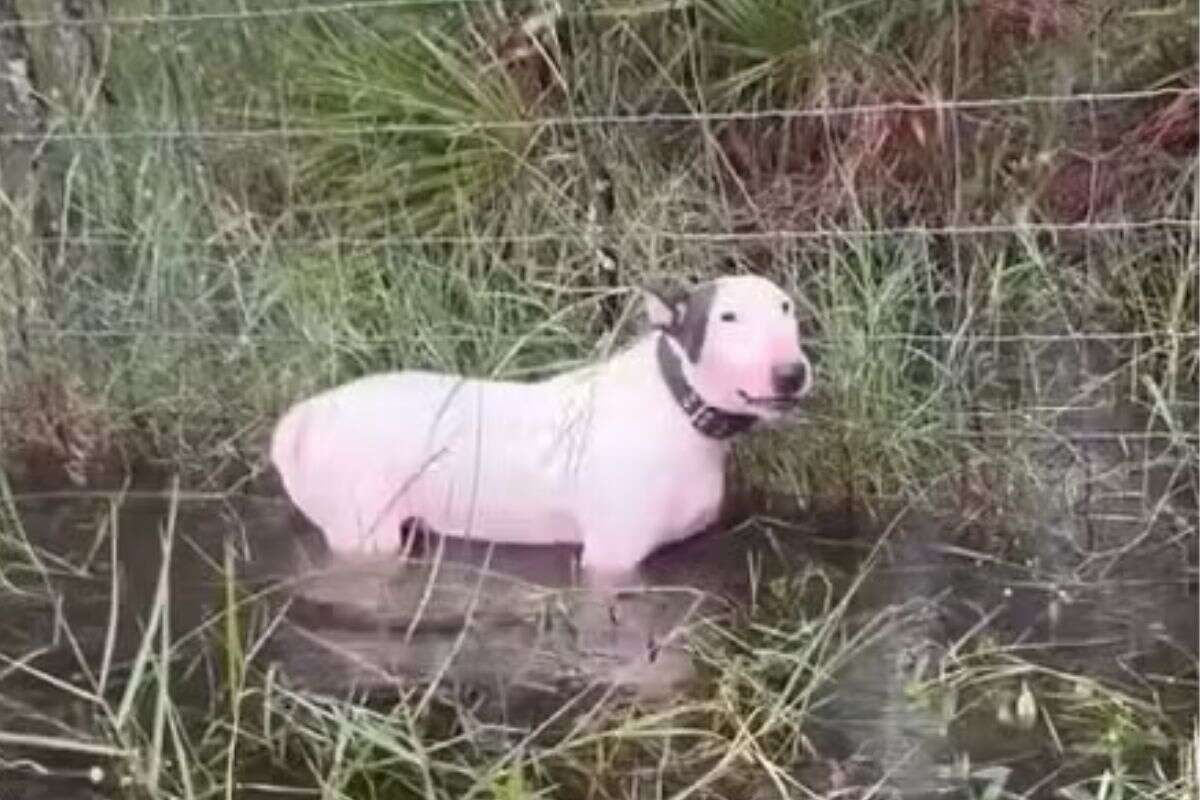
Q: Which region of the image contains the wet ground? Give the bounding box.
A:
[0,475,1195,798]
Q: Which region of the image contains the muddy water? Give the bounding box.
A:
[0,479,1195,798]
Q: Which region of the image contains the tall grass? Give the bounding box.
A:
[282,9,548,236]
[3,0,1196,497]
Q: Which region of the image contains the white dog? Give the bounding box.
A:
[271,274,812,589]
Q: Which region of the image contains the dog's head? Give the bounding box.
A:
[644,275,813,420]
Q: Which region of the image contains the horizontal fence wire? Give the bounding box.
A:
[0,0,686,29]
[20,329,1200,345]
[20,219,1200,249]
[2,89,1194,144]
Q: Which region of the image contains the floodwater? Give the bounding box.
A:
[1,472,1195,798]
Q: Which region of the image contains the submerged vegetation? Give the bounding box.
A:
[0,0,1196,798]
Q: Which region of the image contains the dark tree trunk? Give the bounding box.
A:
[2,0,111,357]
[0,1,44,200]
[2,0,113,489]
[21,0,113,115]
[0,0,46,372]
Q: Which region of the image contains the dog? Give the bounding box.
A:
[270,274,813,591]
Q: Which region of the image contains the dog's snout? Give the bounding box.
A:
[771,361,810,397]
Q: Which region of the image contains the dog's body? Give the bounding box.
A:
[271,275,812,584]
[272,334,726,572]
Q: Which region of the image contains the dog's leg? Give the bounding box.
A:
[570,556,637,660]
[578,559,641,625]
[576,552,675,668]
[575,505,660,619]
[576,522,656,644]
[398,516,431,560]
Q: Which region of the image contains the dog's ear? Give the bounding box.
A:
[640,286,684,331]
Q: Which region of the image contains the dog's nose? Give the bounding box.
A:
[771,361,810,396]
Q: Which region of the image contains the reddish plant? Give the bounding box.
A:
[1130,82,1199,156]
[489,9,561,116]
[6,373,116,488]
[976,0,1086,47]
[1040,80,1198,223]
[716,75,972,239]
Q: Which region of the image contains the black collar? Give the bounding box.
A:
[656,334,758,440]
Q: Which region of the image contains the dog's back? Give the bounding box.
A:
[271,370,593,554]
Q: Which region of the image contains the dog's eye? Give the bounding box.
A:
[720,311,738,322]
[781,301,791,314]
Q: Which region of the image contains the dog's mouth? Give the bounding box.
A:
[737,390,802,413]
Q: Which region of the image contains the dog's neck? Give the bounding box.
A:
[655,334,758,441]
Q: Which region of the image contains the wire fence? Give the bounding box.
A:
[18,217,1200,247]
[3,87,1195,143]
[1,1,1197,531]
[0,0,680,28]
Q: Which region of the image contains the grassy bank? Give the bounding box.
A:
[2,0,1196,501]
